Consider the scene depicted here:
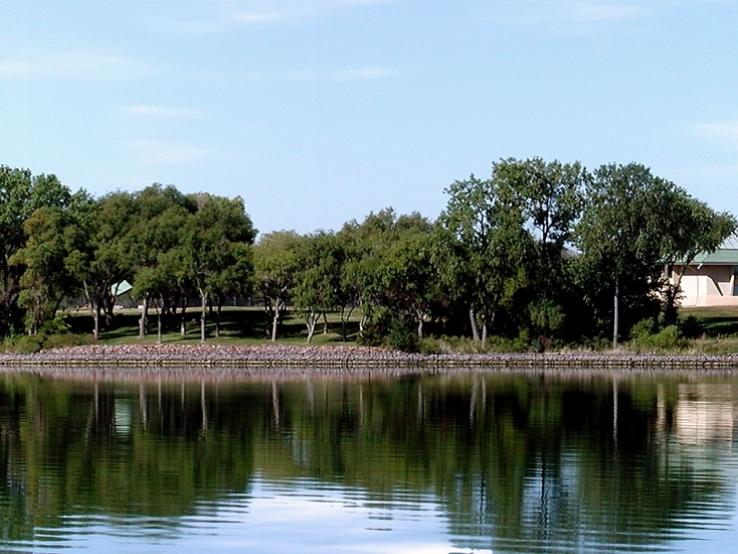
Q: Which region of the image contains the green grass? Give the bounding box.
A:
[63,306,362,346]
[28,305,738,355]
[680,306,738,337]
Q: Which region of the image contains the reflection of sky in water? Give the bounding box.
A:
[19,473,738,554]
[25,477,480,554]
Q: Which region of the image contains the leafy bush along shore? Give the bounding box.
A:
[0,159,736,352]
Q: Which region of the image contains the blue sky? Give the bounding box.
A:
[1,0,737,235]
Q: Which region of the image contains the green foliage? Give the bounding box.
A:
[40,314,72,336]
[0,159,735,352]
[629,319,684,350]
[529,299,565,337]
[385,315,418,352]
[418,334,530,354]
[1,335,44,354]
[0,167,73,335]
[629,318,659,341]
[0,329,93,353]
[679,315,704,339]
[440,168,534,336]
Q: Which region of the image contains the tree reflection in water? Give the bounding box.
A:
[0,371,735,552]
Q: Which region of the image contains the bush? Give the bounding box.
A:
[43,333,94,350]
[7,335,44,354]
[384,316,418,352]
[679,315,704,339]
[630,323,683,350]
[630,318,658,341]
[649,325,682,349]
[40,315,71,336]
[418,336,486,354]
[0,330,92,354]
[417,334,531,354]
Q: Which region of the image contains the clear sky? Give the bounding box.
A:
[1,0,737,235]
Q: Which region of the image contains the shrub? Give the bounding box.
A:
[40,315,71,336]
[630,318,658,341]
[651,325,682,348]
[631,323,683,350]
[417,334,531,354]
[384,316,418,353]
[679,315,704,339]
[43,333,94,350]
[8,335,44,354]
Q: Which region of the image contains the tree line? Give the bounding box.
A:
[0,159,734,348]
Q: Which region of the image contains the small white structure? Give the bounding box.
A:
[672,235,738,307]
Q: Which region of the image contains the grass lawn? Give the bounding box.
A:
[64,306,361,346]
[674,306,738,354]
[44,305,738,355]
[680,306,738,337]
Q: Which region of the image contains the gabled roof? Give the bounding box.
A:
[691,234,738,265]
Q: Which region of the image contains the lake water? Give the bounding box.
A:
[1,370,738,553]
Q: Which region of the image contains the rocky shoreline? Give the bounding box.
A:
[1,344,738,371]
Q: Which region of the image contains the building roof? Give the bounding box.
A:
[691,234,738,265]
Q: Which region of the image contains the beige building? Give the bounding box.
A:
[672,235,738,307]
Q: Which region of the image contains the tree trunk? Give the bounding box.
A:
[180,299,187,337]
[417,315,424,340]
[157,301,163,345]
[103,294,114,329]
[469,306,480,342]
[341,305,355,342]
[83,282,98,340]
[94,303,100,340]
[215,302,222,338]
[271,305,279,342]
[200,290,207,343]
[664,266,685,325]
[263,298,274,338]
[481,323,488,347]
[613,278,620,348]
[139,295,149,339]
[306,312,318,343]
[323,312,329,335]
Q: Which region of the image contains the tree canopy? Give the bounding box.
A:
[0,159,733,349]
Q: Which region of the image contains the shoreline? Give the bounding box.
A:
[2,343,738,371]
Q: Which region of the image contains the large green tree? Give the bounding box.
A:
[10,193,89,335]
[0,168,72,335]
[440,170,534,343]
[574,164,721,345]
[128,185,196,338]
[293,232,343,343]
[181,194,255,342]
[254,231,303,341]
[658,193,736,324]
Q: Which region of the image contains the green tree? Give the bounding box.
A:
[440,170,534,343]
[181,194,256,342]
[65,192,135,339]
[10,198,85,335]
[0,168,71,335]
[491,158,587,340]
[376,226,440,339]
[254,231,303,341]
[128,185,196,338]
[293,232,343,343]
[576,164,669,346]
[658,193,736,324]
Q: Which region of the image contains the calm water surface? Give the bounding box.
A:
[1,370,738,553]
